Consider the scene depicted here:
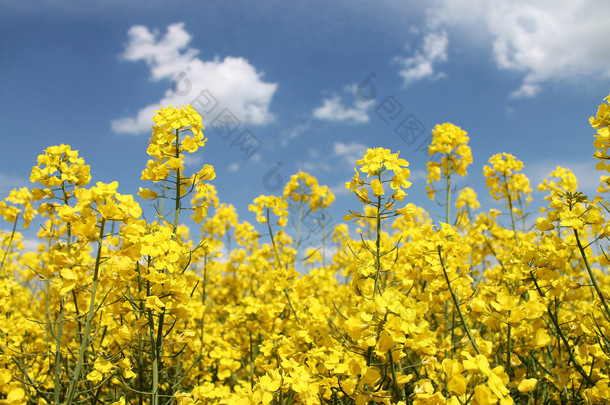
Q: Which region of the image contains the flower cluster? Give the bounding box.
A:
[483,152,532,212]
[345,147,414,221]
[249,194,289,226]
[3,96,610,405]
[141,104,206,181]
[592,92,610,171]
[283,171,335,212]
[30,144,91,191]
[426,123,472,200]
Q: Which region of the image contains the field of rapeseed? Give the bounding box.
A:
[2,95,610,405]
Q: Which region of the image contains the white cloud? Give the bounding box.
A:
[395,30,449,87]
[329,180,350,197]
[281,122,312,146]
[112,23,278,134]
[0,173,28,197]
[525,159,600,195]
[294,142,366,180]
[249,153,262,164]
[408,169,428,183]
[427,0,610,98]
[298,149,332,173]
[333,142,367,167]
[183,154,203,168]
[313,84,374,124]
[227,162,240,173]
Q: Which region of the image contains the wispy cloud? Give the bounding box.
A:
[426,0,610,98]
[227,162,240,173]
[313,84,374,124]
[112,23,278,134]
[183,154,203,168]
[295,142,366,188]
[280,122,312,147]
[0,173,28,197]
[408,169,428,183]
[395,30,449,87]
[525,159,600,195]
[333,141,367,167]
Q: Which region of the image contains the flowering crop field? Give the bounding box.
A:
[2,96,610,405]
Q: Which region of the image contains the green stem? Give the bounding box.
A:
[506,321,512,377]
[503,174,519,247]
[249,330,254,389]
[149,307,160,405]
[136,261,145,405]
[53,297,65,405]
[266,209,284,270]
[200,253,208,346]
[445,169,451,225]
[65,218,106,404]
[387,349,404,402]
[266,209,300,325]
[529,269,594,386]
[574,228,610,319]
[548,298,594,386]
[321,209,327,269]
[0,213,18,273]
[295,200,303,254]
[373,194,382,299]
[437,246,480,355]
[173,129,181,233]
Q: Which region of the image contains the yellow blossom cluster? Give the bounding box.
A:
[426,123,472,201]
[3,97,610,405]
[592,93,610,171]
[344,147,414,222]
[283,171,335,212]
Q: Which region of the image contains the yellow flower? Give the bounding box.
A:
[30,144,91,188]
[356,147,408,176]
[426,123,472,200]
[376,329,394,352]
[396,203,417,219]
[257,373,281,405]
[5,388,26,405]
[474,384,496,405]
[447,373,467,396]
[248,195,289,226]
[483,152,532,209]
[145,295,166,313]
[592,93,610,170]
[536,217,555,231]
[86,370,104,384]
[141,104,212,191]
[518,378,538,393]
[370,179,385,196]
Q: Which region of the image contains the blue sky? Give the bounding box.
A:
[2,0,610,240]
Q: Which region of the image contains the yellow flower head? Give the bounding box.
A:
[427,123,472,178]
[1,187,35,228]
[283,171,335,211]
[483,152,532,208]
[592,93,610,171]
[425,123,472,201]
[455,187,480,211]
[30,144,91,189]
[191,180,219,224]
[142,104,208,182]
[356,147,408,177]
[249,195,289,227]
[345,147,413,221]
[537,166,578,204]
